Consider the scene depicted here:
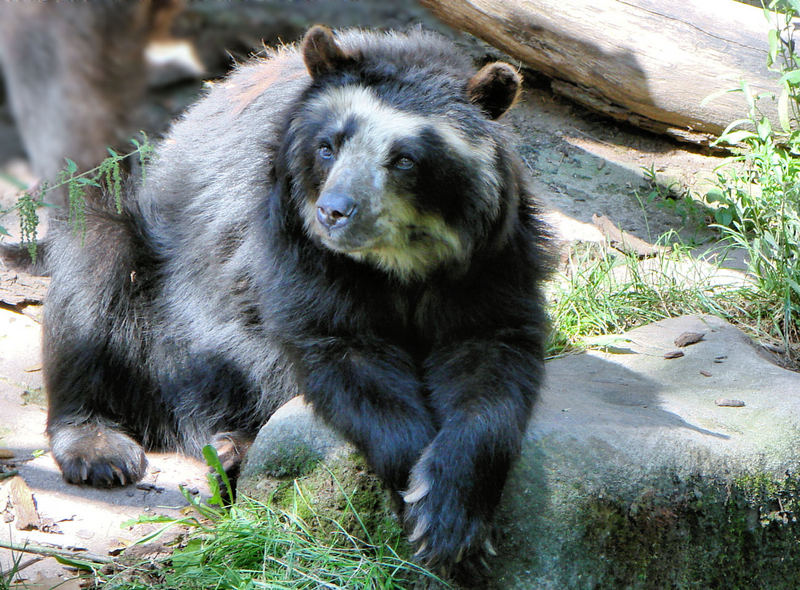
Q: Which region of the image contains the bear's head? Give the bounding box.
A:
[281,25,523,281]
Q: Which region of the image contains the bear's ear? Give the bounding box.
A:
[302,25,352,79]
[467,62,522,119]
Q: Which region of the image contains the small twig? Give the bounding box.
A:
[0,539,114,564]
[0,457,36,466]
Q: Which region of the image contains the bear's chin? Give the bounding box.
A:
[315,226,391,256]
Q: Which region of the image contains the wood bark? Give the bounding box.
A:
[420,0,782,143]
[6,475,40,531]
[591,214,666,258]
[0,270,48,308]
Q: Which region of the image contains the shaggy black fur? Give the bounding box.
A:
[36,26,551,579]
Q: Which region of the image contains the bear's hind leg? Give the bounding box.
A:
[210,430,253,475]
[42,208,162,487]
[49,421,148,487]
[207,430,254,502]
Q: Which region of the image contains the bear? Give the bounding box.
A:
[37,25,551,575]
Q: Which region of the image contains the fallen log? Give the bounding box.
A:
[0,269,48,308]
[420,0,783,143]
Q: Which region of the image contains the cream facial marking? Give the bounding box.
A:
[301,85,497,179]
[295,85,502,280]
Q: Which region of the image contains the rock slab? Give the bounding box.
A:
[240,396,352,481]
[242,315,800,588]
[495,314,800,589]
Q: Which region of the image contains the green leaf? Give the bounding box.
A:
[757,117,773,141]
[742,81,754,110]
[778,86,792,132]
[763,231,779,250]
[171,538,206,572]
[585,335,637,354]
[717,117,755,137]
[53,554,101,571]
[768,29,780,67]
[64,158,78,175]
[780,69,800,86]
[121,514,178,528]
[127,517,197,546]
[705,188,725,203]
[715,208,734,227]
[701,87,742,107]
[786,276,800,297]
[202,444,233,508]
[717,130,757,145]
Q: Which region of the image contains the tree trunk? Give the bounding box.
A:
[420,0,782,143]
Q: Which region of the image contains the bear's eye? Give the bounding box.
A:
[393,156,415,171]
[318,144,334,160]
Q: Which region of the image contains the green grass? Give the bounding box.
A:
[0,552,22,590]
[91,451,445,590]
[101,497,435,589]
[545,239,761,358]
[0,449,444,589]
[548,0,800,365]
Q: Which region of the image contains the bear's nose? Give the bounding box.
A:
[316,193,356,230]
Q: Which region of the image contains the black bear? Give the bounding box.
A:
[38,26,551,573]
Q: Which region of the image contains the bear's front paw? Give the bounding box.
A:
[50,423,148,487]
[402,457,497,583]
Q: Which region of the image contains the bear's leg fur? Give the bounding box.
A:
[44,325,156,487]
[405,332,543,569]
[41,206,169,487]
[295,337,438,493]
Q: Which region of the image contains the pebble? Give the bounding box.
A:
[715,398,745,407]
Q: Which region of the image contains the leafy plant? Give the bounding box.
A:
[15,192,39,263]
[705,0,800,358]
[639,164,713,241]
[0,133,153,261]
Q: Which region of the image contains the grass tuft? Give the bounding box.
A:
[95,448,446,590]
[546,239,758,358]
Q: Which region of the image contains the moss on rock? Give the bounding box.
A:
[239,451,406,550]
[573,472,800,589]
[250,441,322,479]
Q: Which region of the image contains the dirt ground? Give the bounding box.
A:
[0,5,743,587]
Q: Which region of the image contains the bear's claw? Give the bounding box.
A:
[50,423,147,487]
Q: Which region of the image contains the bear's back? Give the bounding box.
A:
[140,47,310,243]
